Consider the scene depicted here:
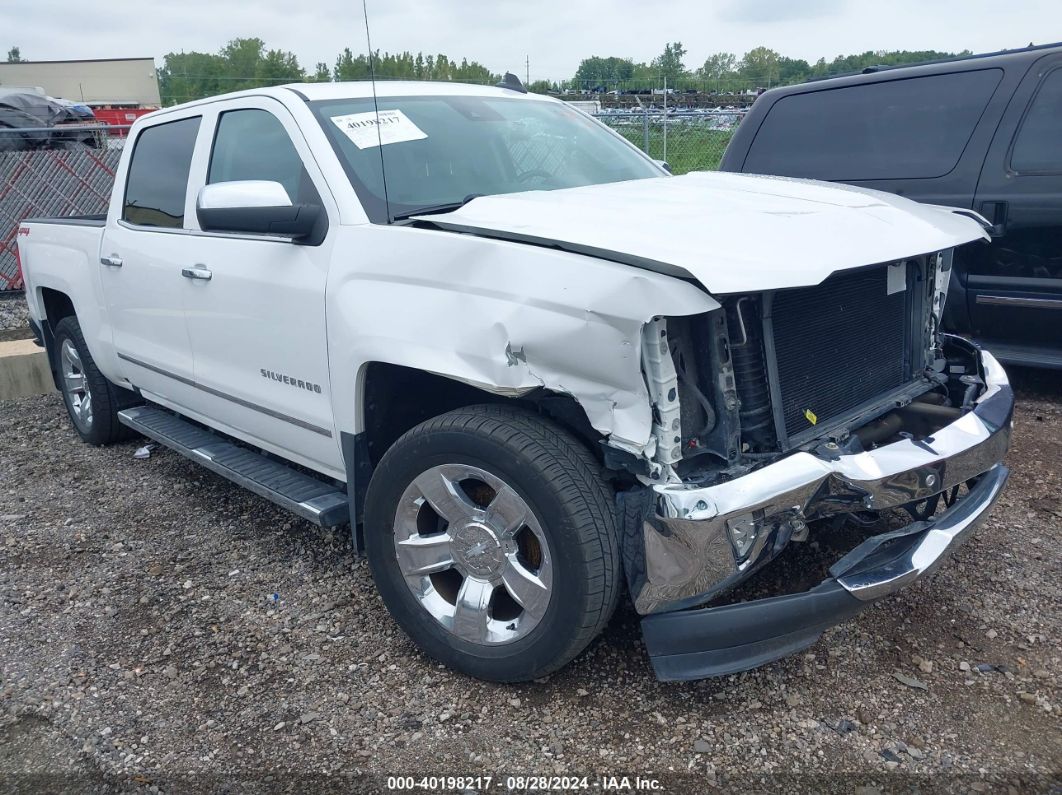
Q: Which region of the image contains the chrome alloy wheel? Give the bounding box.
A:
[393,463,554,645]
[60,338,93,430]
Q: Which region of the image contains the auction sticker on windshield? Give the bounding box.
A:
[330,109,427,149]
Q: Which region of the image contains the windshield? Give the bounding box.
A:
[310,94,662,222]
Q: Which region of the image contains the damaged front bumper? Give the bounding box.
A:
[629,341,1013,680]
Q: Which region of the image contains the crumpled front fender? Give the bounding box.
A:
[326,223,718,455]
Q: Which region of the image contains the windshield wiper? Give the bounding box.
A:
[391,194,483,222]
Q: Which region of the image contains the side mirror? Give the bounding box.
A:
[653,159,672,174]
[196,181,321,239]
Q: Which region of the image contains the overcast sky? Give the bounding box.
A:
[4,0,1057,81]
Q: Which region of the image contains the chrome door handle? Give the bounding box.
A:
[100,254,123,267]
[181,266,212,281]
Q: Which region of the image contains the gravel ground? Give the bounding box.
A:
[0,369,1059,794]
[0,291,30,341]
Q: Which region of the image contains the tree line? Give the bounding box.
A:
[571,42,973,92]
[157,38,508,105]
[7,38,976,104]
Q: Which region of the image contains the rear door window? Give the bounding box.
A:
[1010,68,1062,174]
[123,116,201,228]
[744,69,1003,181]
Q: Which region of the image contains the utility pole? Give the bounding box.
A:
[525,55,530,86]
[662,74,667,163]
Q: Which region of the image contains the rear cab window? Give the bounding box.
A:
[122,116,201,228]
[744,69,1003,180]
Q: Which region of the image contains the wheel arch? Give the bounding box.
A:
[359,362,603,466]
[37,286,77,390]
[344,361,607,551]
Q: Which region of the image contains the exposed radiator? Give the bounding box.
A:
[769,265,912,441]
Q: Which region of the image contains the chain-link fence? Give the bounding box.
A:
[592,109,743,174]
[0,112,739,291]
[0,125,130,290]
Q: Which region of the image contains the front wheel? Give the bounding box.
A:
[363,405,621,682]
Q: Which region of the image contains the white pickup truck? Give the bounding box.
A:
[18,79,1013,682]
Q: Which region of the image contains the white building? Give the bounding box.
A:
[0,58,160,106]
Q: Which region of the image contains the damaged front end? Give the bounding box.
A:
[622,254,1014,680]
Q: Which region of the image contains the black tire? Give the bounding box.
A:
[364,404,621,682]
[53,315,139,445]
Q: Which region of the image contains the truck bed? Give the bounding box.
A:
[17,217,108,369]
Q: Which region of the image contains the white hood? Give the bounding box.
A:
[417,171,990,294]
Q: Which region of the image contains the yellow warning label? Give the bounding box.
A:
[804,408,818,425]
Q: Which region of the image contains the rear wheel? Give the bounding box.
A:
[364,404,620,682]
[53,316,139,445]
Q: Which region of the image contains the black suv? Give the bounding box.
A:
[720,44,1062,369]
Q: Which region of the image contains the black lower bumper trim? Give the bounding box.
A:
[642,581,864,680]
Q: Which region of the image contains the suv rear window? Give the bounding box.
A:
[744,69,1003,181]
[123,116,201,228]
[1011,68,1062,174]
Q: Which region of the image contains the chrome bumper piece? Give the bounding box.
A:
[632,343,1013,615]
[831,463,1008,601]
